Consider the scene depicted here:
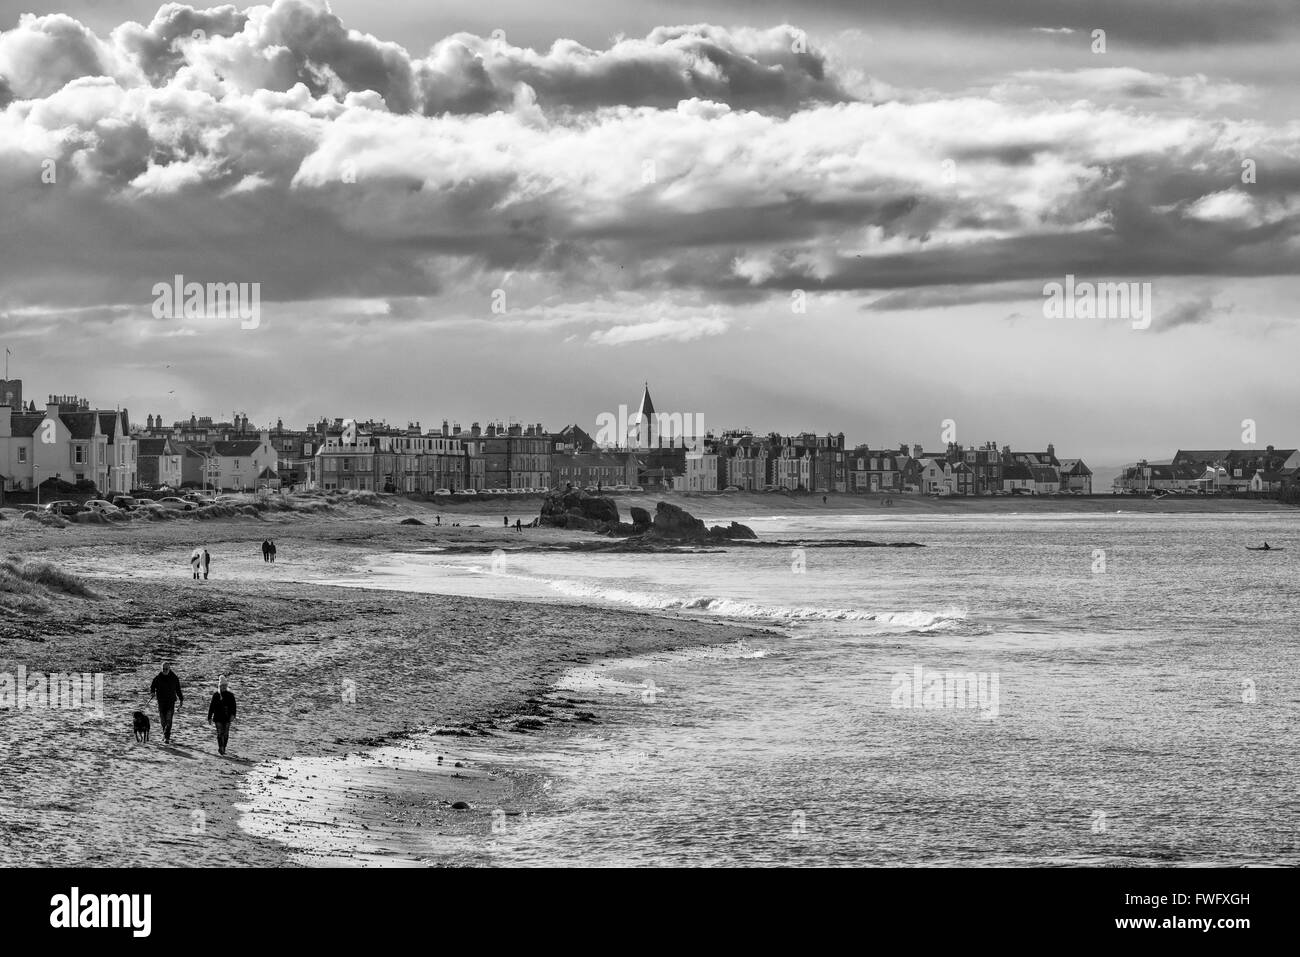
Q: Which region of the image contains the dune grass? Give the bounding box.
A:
[0,559,99,600]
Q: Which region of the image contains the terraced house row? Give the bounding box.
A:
[1,377,1109,498]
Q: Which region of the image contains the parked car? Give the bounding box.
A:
[83,499,121,514]
[43,500,83,516]
[434,488,452,496]
[111,495,142,510]
[723,486,741,492]
[156,497,194,511]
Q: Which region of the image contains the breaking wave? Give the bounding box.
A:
[545,579,965,630]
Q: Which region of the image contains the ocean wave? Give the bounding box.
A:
[545,579,965,630]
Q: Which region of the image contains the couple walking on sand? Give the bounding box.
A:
[148,662,238,755]
[190,546,212,580]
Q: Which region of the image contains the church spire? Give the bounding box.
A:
[635,382,656,449]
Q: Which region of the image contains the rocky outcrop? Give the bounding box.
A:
[538,488,621,531]
[648,502,757,541]
[650,501,706,538]
[539,495,757,542]
[706,521,758,540]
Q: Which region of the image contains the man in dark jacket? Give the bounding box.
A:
[207,676,237,756]
[148,662,184,745]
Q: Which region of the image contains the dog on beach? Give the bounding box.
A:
[133,711,150,743]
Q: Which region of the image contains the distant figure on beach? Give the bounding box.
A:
[269,540,276,562]
[149,661,184,745]
[261,539,272,562]
[435,515,441,526]
[515,518,522,532]
[207,676,237,756]
[190,547,202,580]
[503,515,509,527]
[823,495,827,504]
[201,546,211,580]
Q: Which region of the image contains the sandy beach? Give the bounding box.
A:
[0,494,768,867]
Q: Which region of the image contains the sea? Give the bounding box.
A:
[309,510,1300,866]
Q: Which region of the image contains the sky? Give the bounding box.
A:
[0,0,1297,466]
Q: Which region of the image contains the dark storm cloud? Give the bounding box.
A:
[680,0,1299,46]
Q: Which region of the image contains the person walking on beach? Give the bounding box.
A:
[515,518,522,532]
[201,546,211,580]
[268,540,276,562]
[149,661,184,745]
[261,539,271,562]
[190,547,202,580]
[503,515,509,527]
[207,676,237,756]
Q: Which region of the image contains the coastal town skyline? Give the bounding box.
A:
[3,371,1297,497]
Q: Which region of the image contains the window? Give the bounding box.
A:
[18,447,27,463]
[74,446,85,465]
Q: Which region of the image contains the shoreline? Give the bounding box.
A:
[0,504,770,867]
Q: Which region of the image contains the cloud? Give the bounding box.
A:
[588,314,731,344]
[993,68,1253,107]
[0,2,851,115]
[862,283,1041,311]
[1154,295,1227,333]
[0,0,1296,327]
[687,0,1300,47]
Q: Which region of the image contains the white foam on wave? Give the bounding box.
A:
[544,578,966,631]
[552,640,769,698]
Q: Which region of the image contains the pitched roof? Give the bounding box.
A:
[212,440,262,457]
[9,414,44,438]
[137,438,175,456]
[1172,449,1231,465]
[59,412,99,440]
[97,410,129,441]
[1030,466,1059,482]
[556,424,596,451]
[1002,463,1035,480]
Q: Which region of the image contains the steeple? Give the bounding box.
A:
[634,382,656,449]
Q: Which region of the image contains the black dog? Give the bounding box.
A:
[133,711,150,743]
